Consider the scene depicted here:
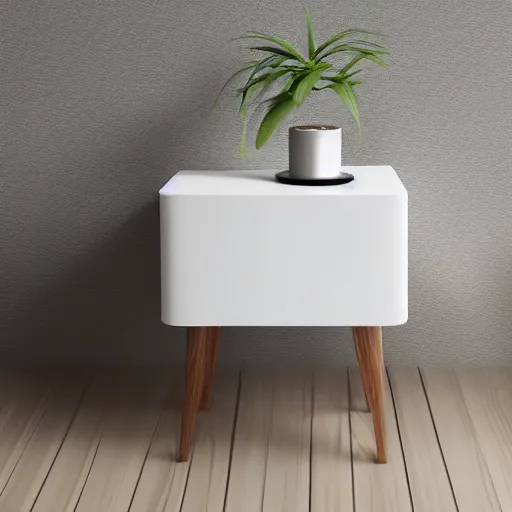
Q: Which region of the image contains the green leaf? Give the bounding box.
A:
[213,62,259,108]
[256,96,296,149]
[240,107,248,157]
[317,45,389,60]
[305,9,316,60]
[240,69,292,112]
[229,25,387,152]
[241,56,288,95]
[280,65,309,72]
[326,82,361,134]
[324,69,363,84]
[348,39,388,49]
[344,69,363,79]
[335,52,387,78]
[282,74,298,92]
[250,46,299,60]
[244,32,307,63]
[242,68,291,93]
[314,29,383,58]
[292,69,324,105]
[246,56,280,80]
[278,72,308,96]
[268,57,290,68]
[358,53,387,66]
[312,62,332,71]
[261,91,296,106]
[238,67,292,155]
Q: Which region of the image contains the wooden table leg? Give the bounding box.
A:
[201,327,221,410]
[179,327,207,462]
[352,326,386,463]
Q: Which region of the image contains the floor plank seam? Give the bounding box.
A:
[451,370,504,512]
[347,368,356,512]
[308,373,315,512]
[387,367,415,512]
[260,374,276,511]
[127,385,171,512]
[72,421,105,512]
[222,371,242,512]
[418,368,460,512]
[173,412,196,512]
[4,368,512,512]
[29,373,94,512]
[0,379,54,497]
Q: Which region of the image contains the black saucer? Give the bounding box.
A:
[275,170,354,186]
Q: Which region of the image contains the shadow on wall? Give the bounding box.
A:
[8,200,185,367]
[2,62,230,367]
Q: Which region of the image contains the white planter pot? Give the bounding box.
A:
[289,125,342,179]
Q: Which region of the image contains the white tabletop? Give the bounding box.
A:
[160,165,408,326]
[160,166,406,197]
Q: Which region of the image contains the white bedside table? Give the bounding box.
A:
[160,166,408,463]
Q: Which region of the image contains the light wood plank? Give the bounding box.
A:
[31,373,111,512]
[389,368,457,512]
[350,368,412,512]
[311,368,353,512]
[350,370,370,412]
[3,367,512,512]
[456,368,512,511]
[225,371,311,512]
[74,374,169,512]
[224,370,274,512]
[261,372,311,512]
[421,368,501,512]
[128,375,189,512]
[0,373,89,512]
[0,372,52,492]
[180,373,239,512]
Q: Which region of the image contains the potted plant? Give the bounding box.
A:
[218,10,389,181]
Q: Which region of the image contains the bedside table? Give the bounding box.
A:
[160,167,408,463]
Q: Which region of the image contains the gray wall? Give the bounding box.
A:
[2,0,512,367]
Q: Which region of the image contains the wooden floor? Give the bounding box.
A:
[0,368,511,511]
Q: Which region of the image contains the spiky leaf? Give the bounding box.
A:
[326,82,361,133]
[242,68,291,93]
[357,53,388,67]
[240,69,292,111]
[256,96,296,148]
[314,29,382,58]
[292,69,325,105]
[305,10,316,60]
[213,62,259,108]
[318,45,389,60]
[282,74,298,92]
[347,39,388,49]
[250,46,299,60]
[243,56,282,87]
[240,108,248,157]
[221,20,389,151]
[243,32,307,63]
[343,69,363,80]
[335,52,387,78]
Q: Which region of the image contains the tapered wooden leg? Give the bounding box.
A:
[354,342,373,413]
[200,327,221,410]
[352,326,386,463]
[179,327,207,462]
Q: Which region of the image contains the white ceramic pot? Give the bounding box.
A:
[289,125,342,179]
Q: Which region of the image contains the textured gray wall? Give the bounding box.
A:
[2,0,512,367]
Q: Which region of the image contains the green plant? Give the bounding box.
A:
[218,10,389,154]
